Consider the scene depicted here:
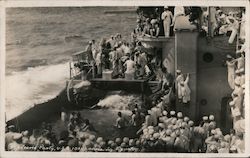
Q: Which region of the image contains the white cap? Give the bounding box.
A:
[203,116,208,121]
[188,120,194,126]
[162,110,168,116]
[229,100,235,106]
[230,146,237,151]
[164,6,169,9]
[177,112,183,118]
[13,133,22,140]
[184,117,189,122]
[209,115,215,121]
[242,84,245,89]
[158,123,165,129]
[22,130,29,136]
[150,19,157,24]
[170,111,176,116]
[239,68,244,73]
[176,69,181,73]
[226,54,233,59]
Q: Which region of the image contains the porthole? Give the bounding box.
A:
[200,99,207,106]
[203,52,214,63]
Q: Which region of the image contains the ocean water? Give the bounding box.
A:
[6,7,137,121]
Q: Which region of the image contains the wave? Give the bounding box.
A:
[5,63,69,121]
[97,94,142,110]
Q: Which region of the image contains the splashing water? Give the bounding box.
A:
[97,94,142,110]
[5,63,69,121]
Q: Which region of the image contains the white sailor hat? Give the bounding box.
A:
[147,110,152,114]
[150,19,157,24]
[230,146,237,151]
[188,120,194,126]
[177,112,183,118]
[176,69,181,73]
[22,130,29,136]
[162,110,168,116]
[184,117,189,122]
[226,54,233,59]
[158,123,165,129]
[229,100,235,106]
[143,128,148,134]
[170,111,176,116]
[209,115,215,121]
[148,126,154,130]
[242,84,245,89]
[164,6,169,9]
[13,133,22,140]
[153,132,160,139]
[8,125,15,129]
[235,69,241,74]
[239,68,244,73]
[203,116,208,121]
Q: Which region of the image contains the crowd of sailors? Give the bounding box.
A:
[5,103,245,153]
[5,6,245,153]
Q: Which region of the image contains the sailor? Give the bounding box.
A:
[149,19,160,37]
[5,125,16,149]
[218,142,229,153]
[208,115,216,131]
[161,6,173,37]
[226,14,239,44]
[143,18,151,36]
[149,108,158,126]
[21,130,29,145]
[191,127,204,152]
[226,55,236,89]
[180,73,191,104]
[8,133,24,151]
[95,50,102,76]
[236,54,245,70]
[159,110,168,123]
[202,116,210,137]
[115,112,126,129]
[172,6,185,30]
[176,112,183,127]
[124,56,136,75]
[175,70,184,101]
[85,41,94,64]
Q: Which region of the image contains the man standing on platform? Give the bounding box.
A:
[161,6,173,37]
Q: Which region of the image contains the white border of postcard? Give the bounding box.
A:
[0,0,249,157]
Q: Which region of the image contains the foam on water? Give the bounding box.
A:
[97,94,142,110]
[6,63,69,121]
